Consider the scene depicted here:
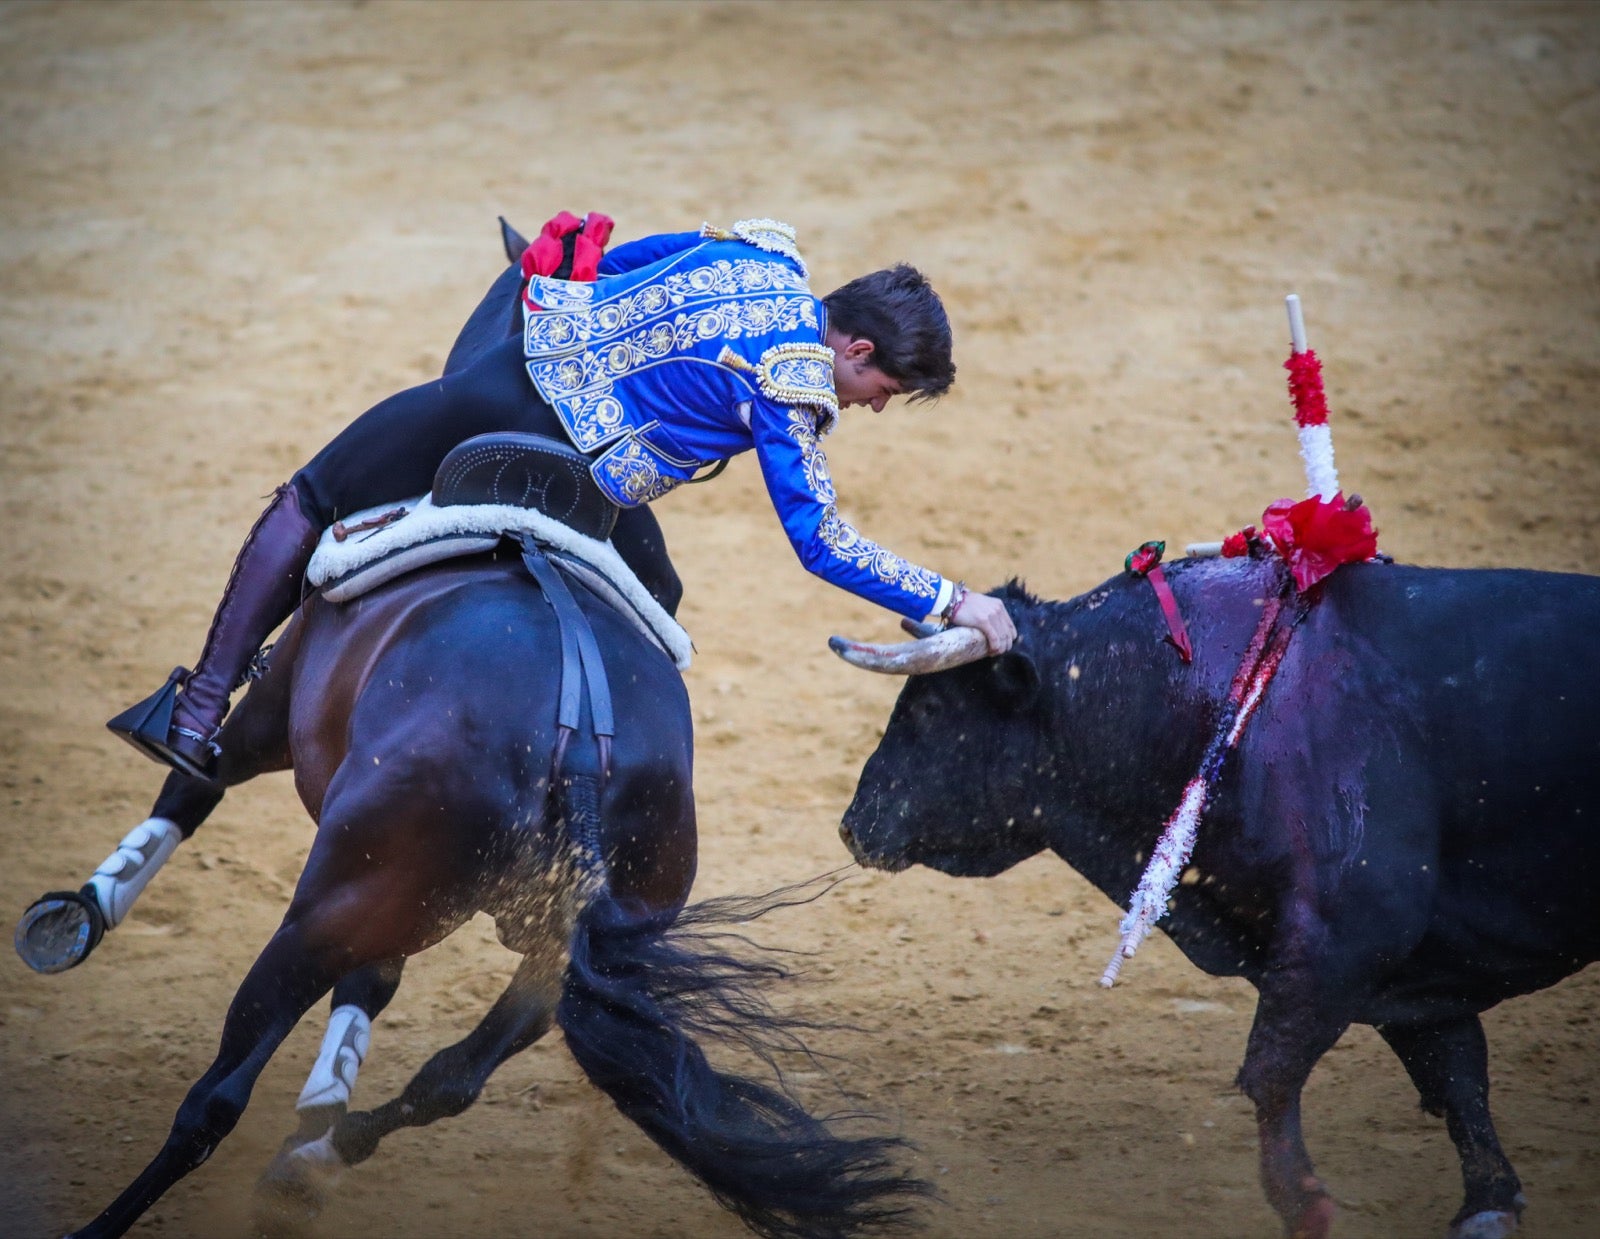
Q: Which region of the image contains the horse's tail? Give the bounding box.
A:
[554,778,931,1239]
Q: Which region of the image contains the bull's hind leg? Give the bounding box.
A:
[16,626,298,974]
[1377,1016,1525,1238]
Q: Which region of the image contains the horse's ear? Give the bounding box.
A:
[499,216,530,264]
[987,650,1040,711]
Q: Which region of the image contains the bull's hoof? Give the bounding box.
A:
[1450,1209,1521,1239]
[15,889,105,974]
[1289,1192,1336,1239]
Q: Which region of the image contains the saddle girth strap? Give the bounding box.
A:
[518,535,615,799]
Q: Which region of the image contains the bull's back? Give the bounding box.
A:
[1318,564,1600,822]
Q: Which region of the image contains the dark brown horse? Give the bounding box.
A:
[33,544,926,1239]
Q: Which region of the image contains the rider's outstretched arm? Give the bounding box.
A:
[748,397,1016,650]
[751,400,945,619]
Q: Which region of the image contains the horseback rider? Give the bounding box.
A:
[112,214,1017,783]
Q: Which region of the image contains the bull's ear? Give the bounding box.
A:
[988,650,1040,710]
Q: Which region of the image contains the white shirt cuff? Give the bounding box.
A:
[923,578,954,624]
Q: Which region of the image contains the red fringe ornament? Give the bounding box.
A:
[1284,349,1331,429]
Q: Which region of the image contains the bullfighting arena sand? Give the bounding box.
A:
[3,3,1597,1236]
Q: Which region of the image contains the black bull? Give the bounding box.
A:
[838,555,1598,1239]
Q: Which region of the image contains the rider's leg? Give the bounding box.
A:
[106,483,318,782]
[20,625,301,973]
[161,484,320,777]
[293,335,565,518]
[111,336,555,783]
[610,504,683,617]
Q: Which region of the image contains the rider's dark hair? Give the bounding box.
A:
[823,264,955,401]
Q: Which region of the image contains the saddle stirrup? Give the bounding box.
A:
[108,484,320,784]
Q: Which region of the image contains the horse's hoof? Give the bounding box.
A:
[254,1130,346,1233]
[15,889,105,974]
[1450,1210,1520,1239]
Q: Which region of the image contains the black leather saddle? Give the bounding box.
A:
[433,432,618,541]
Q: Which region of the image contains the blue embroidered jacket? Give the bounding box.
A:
[521,219,949,621]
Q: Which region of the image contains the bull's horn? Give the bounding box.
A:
[828,626,991,675]
[900,618,942,639]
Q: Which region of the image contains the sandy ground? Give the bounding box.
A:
[2,2,1597,1236]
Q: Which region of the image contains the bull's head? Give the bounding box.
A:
[833,619,1050,877]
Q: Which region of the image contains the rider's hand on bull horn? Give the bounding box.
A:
[944,582,1018,655]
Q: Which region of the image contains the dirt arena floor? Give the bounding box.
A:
[2,3,1597,1236]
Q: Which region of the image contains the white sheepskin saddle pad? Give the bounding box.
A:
[305,495,692,670]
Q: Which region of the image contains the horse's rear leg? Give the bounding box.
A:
[334,949,563,1162]
[254,950,561,1223]
[293,959,408,1128]
[69,768,451,1239]
[16,620,299,973]
[254,958,408,1229]
[1377,1016,1525,1238]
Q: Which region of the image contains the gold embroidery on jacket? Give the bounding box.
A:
[756,343,838,425]
[529,296,822,451]
[593,437,681,506]
[699,219,807,276]
[526,259,810,356]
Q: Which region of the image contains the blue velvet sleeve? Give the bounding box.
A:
[597,231,705,276]
[749,399,945,619]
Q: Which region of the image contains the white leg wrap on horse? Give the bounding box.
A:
[297,1004,372,1111]
[86,817,184,929]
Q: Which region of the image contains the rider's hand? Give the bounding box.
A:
[951,591,1016,655]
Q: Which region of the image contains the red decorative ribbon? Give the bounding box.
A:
[1126,540,1193,663]
[521,211,616,304]
[1218,495,1379,593]
[1261,494,1378,591]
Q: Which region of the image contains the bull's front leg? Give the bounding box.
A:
[1233,854,1371,1239]
[1236,973,1349,1239]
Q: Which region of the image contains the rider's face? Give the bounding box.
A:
[828,334,903,413]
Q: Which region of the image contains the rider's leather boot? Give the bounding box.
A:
[108,484,320,784]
